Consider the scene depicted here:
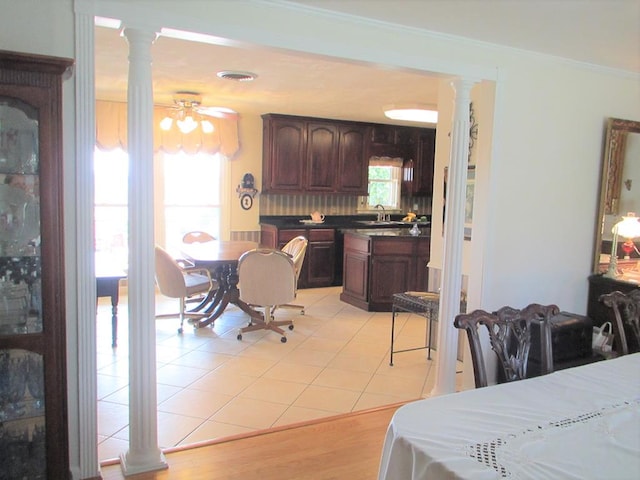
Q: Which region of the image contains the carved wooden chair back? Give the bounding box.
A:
[454,303,559,388]
[599,290,640,356]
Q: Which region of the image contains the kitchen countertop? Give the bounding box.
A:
[260,215,431,231]
[342,227,431,237]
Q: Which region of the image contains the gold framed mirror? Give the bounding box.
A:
[593,117,640,274]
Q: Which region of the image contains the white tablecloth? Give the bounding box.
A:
[379,354,640,480]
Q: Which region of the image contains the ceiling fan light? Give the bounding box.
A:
[200,120,215,134]
[384,106,438,123]
[159,116,174,131]
[177,115,198,134]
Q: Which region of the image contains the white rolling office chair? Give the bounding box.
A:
[154,245,217,334]
[276,235,308,315]
[237,248,296,343]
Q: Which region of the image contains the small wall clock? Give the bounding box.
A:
[236,172,258,210]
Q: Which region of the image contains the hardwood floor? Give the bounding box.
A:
[100,401,408,480]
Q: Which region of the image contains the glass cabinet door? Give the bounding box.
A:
[0,97,46,478]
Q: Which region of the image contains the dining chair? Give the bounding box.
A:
[599,289,640,356]
[182,231,216,244]
[276,235,308,315]
[154,245,217,334]
[237,248,296,343]
[454,303,559,388]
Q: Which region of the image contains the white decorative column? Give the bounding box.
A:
[72,6,100,479]
[432,77,476,396]
[120,26,168,475]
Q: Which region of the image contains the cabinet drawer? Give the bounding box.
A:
[278,229,307,243]
[309,229,334,242]
[372,239,414,256]
[344,234,371,253]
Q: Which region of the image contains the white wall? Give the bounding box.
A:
[2,0,640,477]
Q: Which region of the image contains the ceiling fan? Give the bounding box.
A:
[159,91,237,134]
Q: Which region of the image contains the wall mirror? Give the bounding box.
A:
[593,117,640,274]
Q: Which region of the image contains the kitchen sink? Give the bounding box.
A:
[356,220,406,226]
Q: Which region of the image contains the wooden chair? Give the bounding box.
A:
[237,249,296,343]
[454,303,559,388]
[275,235,308,315]
[182,231,216,244]
[154,245,217,334]
[599,290,640,356]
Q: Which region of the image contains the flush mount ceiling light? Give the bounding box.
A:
[216,70,258,82]
[383,105,438,124]
[160,92,237,134]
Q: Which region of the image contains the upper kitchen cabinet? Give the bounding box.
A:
[402,128,436,197]
[368,124,414,158]
[336,123,370,194]
[262,114,433,196]
[262,115,306,192]
[262,114,370,195]
[306,121,338,192]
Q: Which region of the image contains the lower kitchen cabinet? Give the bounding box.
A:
[260,225,336,288]
[341,232,430,311]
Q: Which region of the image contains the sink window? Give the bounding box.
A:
[358,157,402,212]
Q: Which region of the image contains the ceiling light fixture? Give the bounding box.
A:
[216,70,257,82]
[383,104,438,124]
[160,92,235,135]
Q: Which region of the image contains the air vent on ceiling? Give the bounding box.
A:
[216,70,257,82]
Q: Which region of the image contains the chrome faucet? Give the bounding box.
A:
[375,204,386,222]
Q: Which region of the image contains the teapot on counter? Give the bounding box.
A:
[310,211,325,223]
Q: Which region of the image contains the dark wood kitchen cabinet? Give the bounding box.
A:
[341,233,430,311]
[262,114,369,195]
[336,124,369,194]
[368,124,414,158]
[260,225,336,288]
[305,229,336,287]
[262,115,306,192]
[306,121,338,192]
[0,50,73,479]
[402,128,436,197]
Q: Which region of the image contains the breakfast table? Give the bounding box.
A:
[181,240,262,328]
[378,353,640,480]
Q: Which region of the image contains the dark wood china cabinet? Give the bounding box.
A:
[0,50,73,479]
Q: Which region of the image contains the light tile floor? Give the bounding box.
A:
[97,286,464,462]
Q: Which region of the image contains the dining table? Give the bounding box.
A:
[378,353,640,480]
[180,240,262,328]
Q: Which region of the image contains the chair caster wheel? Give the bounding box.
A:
[281,336,287,343]
[237,333,242,341]
[301,310,305,315]
[178,327,183,334]
[288,324,294,330]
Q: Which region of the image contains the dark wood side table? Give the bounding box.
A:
[96,272,126,347]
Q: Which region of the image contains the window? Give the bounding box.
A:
[359,164,401,211]
[162,150,221,255]
[94,147,128,269]
[94,148,222,266]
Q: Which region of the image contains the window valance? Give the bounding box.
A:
[95,100,240,157]
[369,156,404,167]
